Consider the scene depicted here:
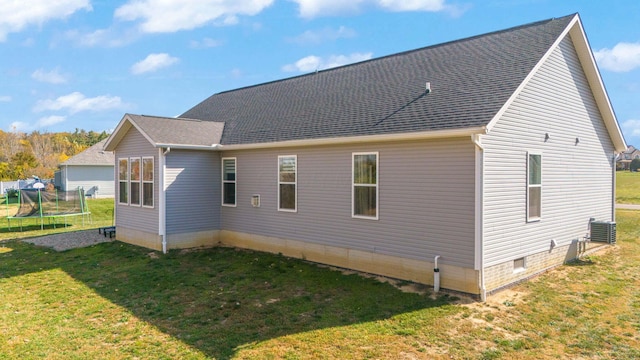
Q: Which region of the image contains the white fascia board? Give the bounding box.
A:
[486,14,626,153]
[103,114,132,151]
[568,18,627,152]
[153,143,222,150]
[485,15,579,134]
[104,114,158,151]
[217,126,487,151]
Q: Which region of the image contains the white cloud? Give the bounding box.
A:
[291,0,447,18]
[9,121,30,132]
[0,95,11,102]
[292,0,365,18]
[33,92,124,114]
[282,52,373,72]
[0,0,91,42]
[289,26,356,45]
[36,115,67,127]
[131,53,179,75]
[115,0,274,33]
[230,68,243,78]
[594,42,640,72]
[622,119,640,138]
[190,37,224,48]
[64,28,138,48]
[31,68,67,84]
[378,0,445,11]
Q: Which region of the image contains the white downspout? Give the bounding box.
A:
[433,255,441,293]
[612,152,617,222]
[160,147,170,254]
[472,134,487,301]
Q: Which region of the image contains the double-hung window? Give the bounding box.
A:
[130,157,141,206]
[118,158,128,204]
[278,155,297,211]
[527,152,541,221]
[353,152,378,219]
[222,157,237,206]
[118,156,154,207]
[142,157,154,207]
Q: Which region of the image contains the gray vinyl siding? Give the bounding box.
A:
[165,150,220,234]
[221,138,476,268]
[114,128,159,234]
[63,165,115,198]
[482,35,615,267]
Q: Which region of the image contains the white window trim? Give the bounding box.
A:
[221,157,237,207]
[118,157,129,205]
[142,156,155,209]
[278,155,297,212]
[129,157,142,207]
[352,152,379,220]
[527,151,542,222]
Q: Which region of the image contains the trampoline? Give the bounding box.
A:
[5,188,91,230]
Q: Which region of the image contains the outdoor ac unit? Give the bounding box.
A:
[590,221,616,244]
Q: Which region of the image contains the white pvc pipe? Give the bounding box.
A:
[434,255,441,293]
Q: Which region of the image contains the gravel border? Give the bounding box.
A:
[22,229,114,252]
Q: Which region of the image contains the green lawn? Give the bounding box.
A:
[1,200,639,358]
[0,198,114,241]
[617,171,640,204]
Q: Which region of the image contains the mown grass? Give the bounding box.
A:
[0,238,458,359]
[0,198,114,241]
[617,171,640,204]
[0,201,639,358]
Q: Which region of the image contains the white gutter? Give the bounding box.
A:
[159,147,170,254]
[217,126,487,151]
[472,134,487,301]
[153,143,222,151]
[150,127,486,152]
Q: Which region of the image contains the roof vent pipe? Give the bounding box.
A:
[425,82,432,94]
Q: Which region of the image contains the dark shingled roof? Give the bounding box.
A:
[61,138,113,166]
[126,114,224,147]
[180,14,574,145]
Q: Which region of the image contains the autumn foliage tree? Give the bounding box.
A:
[0,129,109,181]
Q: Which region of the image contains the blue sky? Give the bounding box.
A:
[1,0,639,147]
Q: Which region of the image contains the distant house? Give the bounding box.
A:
[55,138,115,198]
[105,14,626,299]
[617,145,640,170]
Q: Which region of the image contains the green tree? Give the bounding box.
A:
[11,151,39,179]
[630,158,640,172]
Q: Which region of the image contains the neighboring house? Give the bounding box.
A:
[617,145,640,170]
[105,14,626,299]
[55,138,115,198]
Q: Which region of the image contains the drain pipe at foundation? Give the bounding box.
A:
[160,147,171,254]
[472,133,487,302]
[433,255,441,293]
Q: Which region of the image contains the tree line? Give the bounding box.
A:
[0,129,109,181]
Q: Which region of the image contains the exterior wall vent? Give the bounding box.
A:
[590,221,616,244]
[251,194,261,208]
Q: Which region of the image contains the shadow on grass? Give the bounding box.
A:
[1,240,453,359]
[565,257,596,267]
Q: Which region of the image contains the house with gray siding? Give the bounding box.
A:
[55,138,115,198]
[104,14,626,299]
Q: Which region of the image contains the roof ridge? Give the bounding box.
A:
[207,14,576,98]
[128,113,212,123]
